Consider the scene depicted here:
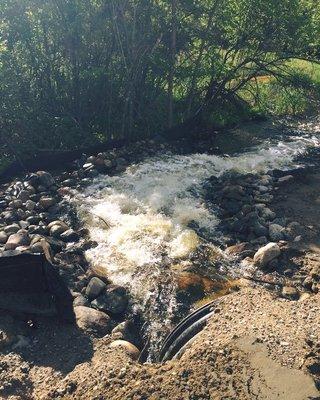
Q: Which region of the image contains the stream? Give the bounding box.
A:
[73,118,320,360]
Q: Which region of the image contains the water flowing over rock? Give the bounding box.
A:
[70,123,320,359]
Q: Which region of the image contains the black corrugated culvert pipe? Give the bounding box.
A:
[157,299,218,363]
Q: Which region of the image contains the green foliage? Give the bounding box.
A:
[0,0,319,164]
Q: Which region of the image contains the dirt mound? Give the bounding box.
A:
[0,287,318,399]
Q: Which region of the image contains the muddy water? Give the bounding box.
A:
[73,118,320,360]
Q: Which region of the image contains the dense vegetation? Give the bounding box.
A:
[1,0,320,167]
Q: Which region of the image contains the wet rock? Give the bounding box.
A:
[282,286,299,300]
[253,242,281,268]
[109,340,140,360]
[269,224,285,241]
[226,242,253,258]
[111,321,141,348]
[85,277,106,300]
[39,196,56,210]
[5,232,30,250]
[50,224,68,238]
[37,171,55,188]
[74,306,111,336]
[91,285,128,314]
[60,229,79,242]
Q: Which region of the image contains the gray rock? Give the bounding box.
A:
[19,221,30,230]
[50,224,68,238]
[269,224,285,241]
[111,321,141,347]
[37,171,55,188]
[253,222,268,237]
[5,232,30,250]
[73,294,90,307]
[74,306,111,336]
[260,208,276,221]
[25,200,36,211]
[17,190,31,202]
[9,200,23,209]
[85,277,106,300]
[39,197,56,210]
[253,242,281,268]
[4,224,20,235]
[0,232,8,244]
[277,175,294,184]
[26,216,41,225]
[91,285,128,314]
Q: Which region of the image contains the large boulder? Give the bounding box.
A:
[74,306,111,336]
[253,242,281,268]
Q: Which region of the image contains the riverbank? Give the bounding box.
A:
[0,119,319,398]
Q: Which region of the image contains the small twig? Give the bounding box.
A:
[91,212,112,229]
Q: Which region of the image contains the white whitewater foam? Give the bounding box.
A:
[73,128,320,357]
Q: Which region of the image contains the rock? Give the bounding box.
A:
[260,208,276,221]
[85,277,106,300]
[4,224,20,235]
[310,265,320,280]
[5,232,30,250]
[109,340,140,360]
[17,190,31,202]
[25,200,36,211]
[277,175,294,184]
[225,242,252,257]
[91,285,128,314]
[269,224,285,241]
[39,197,56,210]
[0,232,8,244]
[2,210,17,223]
[282,286,299,300]
[253,222,268,237]
[221,185,245,200]
[60,229,79,242]
[30,242,45,254]
[253,242,281,268]
[73,295,90,307]
[111,321,141,347]
[19,221,30,230]
[9,199,23,209]
[37,171,55,187]
[74,306,111,336]
[26,216,41,225]
[47,220,68,229]
[50,224,68,238]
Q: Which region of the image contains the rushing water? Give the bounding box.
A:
[73,119,320,359]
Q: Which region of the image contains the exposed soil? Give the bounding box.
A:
[0,286,318,400]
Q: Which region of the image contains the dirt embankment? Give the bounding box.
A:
[0,287,318,400]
